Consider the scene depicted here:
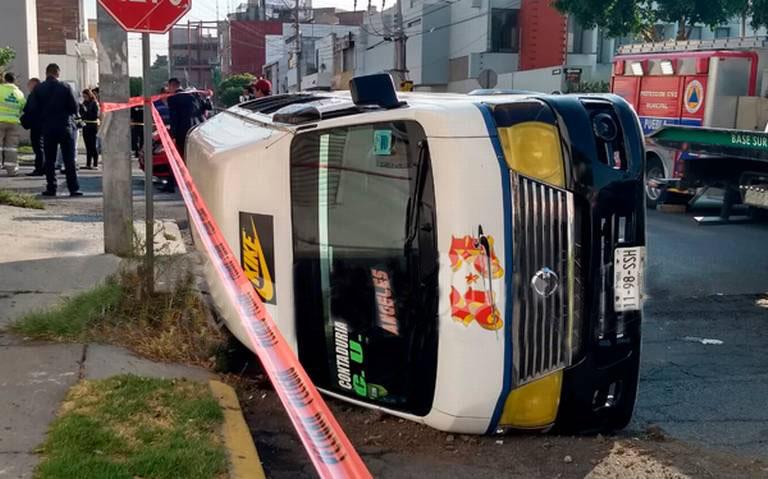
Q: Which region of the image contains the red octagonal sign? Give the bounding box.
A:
[98,0,191,34]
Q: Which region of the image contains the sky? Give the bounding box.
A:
[84,0,357,74]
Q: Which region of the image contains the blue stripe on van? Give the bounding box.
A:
[476,104,514,434]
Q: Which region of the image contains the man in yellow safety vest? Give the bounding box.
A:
[0,72,25,176]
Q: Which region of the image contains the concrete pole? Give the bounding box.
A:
[97,5,134,256]
[294,0,302,91]
[393,0,408,86]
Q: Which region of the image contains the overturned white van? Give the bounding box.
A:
[187,74,647,434]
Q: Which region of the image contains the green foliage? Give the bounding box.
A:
[148,55,170,93]
[567,81,611,94]
[749,0,768,31]
[219,86,245,108]
[554,0,748,41]
[0,189,45,209]
[216,73,255,107]
[0,46,15,70]
[35,375,226,479]
[11,281,123,339]
[129,77,143,97]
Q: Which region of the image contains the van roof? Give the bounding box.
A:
[228,90,535,128]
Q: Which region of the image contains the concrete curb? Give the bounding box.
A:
[209,380,266,479]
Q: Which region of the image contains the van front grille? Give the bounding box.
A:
[511,175,576,384]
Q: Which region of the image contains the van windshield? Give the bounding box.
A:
[290,120,439,416]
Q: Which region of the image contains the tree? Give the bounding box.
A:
[0,47,16,71]
[216,73,255,108]
[554,0,746,41]
[148,55,170,93]
[130,77,143,97]
[742,0,768,34]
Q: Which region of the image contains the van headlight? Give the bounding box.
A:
[497,121,565,188]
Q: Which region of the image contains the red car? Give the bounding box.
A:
[138,128,172,179]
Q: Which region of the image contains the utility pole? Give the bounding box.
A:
[97,4,133,256]
[294,0,302,91]
[393,0,408,86]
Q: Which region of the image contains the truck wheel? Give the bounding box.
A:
[645,157,665,208]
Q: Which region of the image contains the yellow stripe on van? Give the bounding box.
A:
[499,370,563,428]
[497,122,565,188]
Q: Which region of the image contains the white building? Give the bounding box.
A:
[0,0,40,89]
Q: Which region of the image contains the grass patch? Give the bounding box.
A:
[11,269,223,367]
[11,282,123,339]
[36,375,226,479]
[0,189,45,209]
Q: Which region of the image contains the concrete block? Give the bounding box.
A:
[0,345,83,452]
[83,344,211,382]
[0,452,37,478]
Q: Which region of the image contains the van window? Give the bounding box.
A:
[290,120,439,416]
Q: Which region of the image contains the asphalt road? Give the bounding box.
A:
[8,162,767,473]
[637,208,768,458]
[240,207,768,478]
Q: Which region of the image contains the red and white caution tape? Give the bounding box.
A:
[100,89,213,113]
[145,104,372,478]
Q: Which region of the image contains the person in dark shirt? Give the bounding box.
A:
[21,77,44,176]
[25,63,81,196]
[79,89,100,169]
[164,78,206,192]
[166,78,205,158]
[130,105,143,157]
[154,86,171,126]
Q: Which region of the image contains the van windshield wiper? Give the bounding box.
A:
[404,140,429,253]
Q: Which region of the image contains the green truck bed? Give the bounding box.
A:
[647,126,768,162]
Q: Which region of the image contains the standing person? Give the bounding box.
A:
[25,63,82,197]
[154,86,170,126]
[21,78,44,176]
[165,77,205,193]
[0,72,26,176]
[130,105,143,157]
[79,89,99,169]
[253,78,272,98]
[167,77,202,158]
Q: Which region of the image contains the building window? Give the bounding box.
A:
[714,26,731,39]
[343,47,354,72]
[568,16,584,54]
[491,9,519,53]
[688,26,703,40]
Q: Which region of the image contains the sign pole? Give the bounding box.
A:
[142,32,154,294]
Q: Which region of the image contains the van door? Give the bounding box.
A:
[289,120,439,416]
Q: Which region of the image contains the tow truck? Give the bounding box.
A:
[611,36,768,210]
[648,125,768,222]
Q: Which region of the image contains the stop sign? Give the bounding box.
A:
[98,0,191,34]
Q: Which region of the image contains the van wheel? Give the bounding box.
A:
[645,157,665,208]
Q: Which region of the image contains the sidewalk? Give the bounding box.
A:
[0,162,217,478]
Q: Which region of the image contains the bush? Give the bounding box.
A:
[216,73,255,107]
[219,86,244,108]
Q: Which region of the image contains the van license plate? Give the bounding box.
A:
[614,246,645,312]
